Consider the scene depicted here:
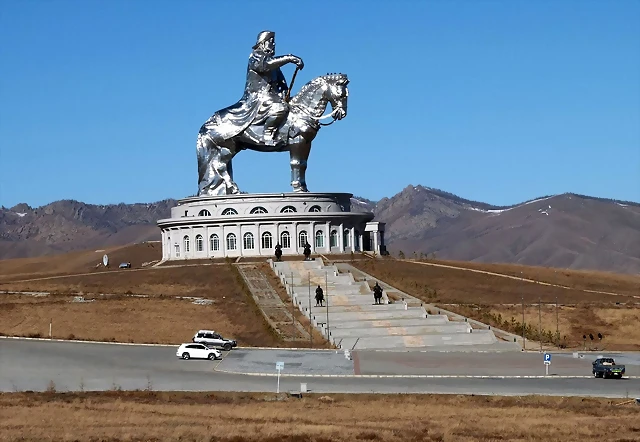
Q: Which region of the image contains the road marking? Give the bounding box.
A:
[0,336,339,351]
[0,336,175,347]
[213,368,639,379]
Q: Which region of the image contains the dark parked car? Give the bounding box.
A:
[592,357,625,379]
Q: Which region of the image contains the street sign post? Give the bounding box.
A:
[276,361,284,393]
[543,353,552,376]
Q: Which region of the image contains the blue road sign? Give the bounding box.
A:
[544,353,552,362]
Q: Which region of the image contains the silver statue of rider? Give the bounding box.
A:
[201,30,304,147]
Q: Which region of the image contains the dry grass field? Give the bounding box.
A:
[450,303,640,351]
[0,263,287,347]
[0,242,163,281]
[0,293,280,346]
[0,257,330,347]
[353,259,640,304]
[1,391,639,442]
[352,259,640,350]
[0,263,238,296]
[429,258,640,297]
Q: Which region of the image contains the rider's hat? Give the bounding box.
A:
[253,30,275,49]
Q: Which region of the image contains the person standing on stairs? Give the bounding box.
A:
[315,285,324,306]
[373,282,383,304]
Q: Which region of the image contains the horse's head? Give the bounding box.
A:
[290,73,349,122]
[322,73,349,120]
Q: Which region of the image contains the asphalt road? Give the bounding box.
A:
[2,338,640,398]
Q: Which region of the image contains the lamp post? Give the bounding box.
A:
[308,271,312,348]
[325,271,329,341]
[538,297,542,353]
[556,296,560,350]
[521,294,525,351]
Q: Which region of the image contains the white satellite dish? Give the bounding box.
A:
[103,254,109,267]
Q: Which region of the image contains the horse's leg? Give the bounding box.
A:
[197,133,239,195]
[289,139,311,192]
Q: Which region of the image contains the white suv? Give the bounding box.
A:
[176,343,221,360]
[192,330,237,351]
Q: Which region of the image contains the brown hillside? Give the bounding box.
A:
[0,242,162,281]
[353,259,640,304]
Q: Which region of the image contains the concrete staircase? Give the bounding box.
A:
[269,258,521,351]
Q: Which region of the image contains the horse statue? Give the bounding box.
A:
[196,72,349,196]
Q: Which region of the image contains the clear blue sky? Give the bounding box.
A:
[1,0,638,208]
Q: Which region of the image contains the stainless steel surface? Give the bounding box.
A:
[197,30,348,196]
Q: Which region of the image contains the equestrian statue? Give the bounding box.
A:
[197,30,349,196]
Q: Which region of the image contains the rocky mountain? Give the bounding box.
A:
[370,186,640,274]
[0,199,176,259]
[2,187,639,274]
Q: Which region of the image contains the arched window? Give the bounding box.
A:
[195,234,203,252]
[221,208,238,215]
[343,230,350,247]
[298,230,308,248]
[183,235,190,253]
[309,205,321,212]
[280,231,291,249]
[226,233,237,250]
[210,234,219,251]
[261,232,273,249]
[330,230,338,248]
[281,206,296,213]
[198,209,211,217]
[354,230,360,251]
[315,230,324,248]
[243,232,255,250]
[250,207,268,214]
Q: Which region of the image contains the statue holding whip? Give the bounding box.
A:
[197,30,349,195]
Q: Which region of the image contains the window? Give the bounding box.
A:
[281,206,296,213]
[210,234,220,251]
[343,230,350,247]
[221,208,238,215]
[198,209,211,216]
[354,230,360,251]
[280,231,291,249]
[195,234,203,252]
[298,230,308,248]
[243,232,255,250]
[226,233,237,250]
[309,205,321,212]
[330,230,338,248]
[174,243,180,257]
[250,206,268,214]
[183,235,190,252]
[262,232,273,249]
[315,230,324,248]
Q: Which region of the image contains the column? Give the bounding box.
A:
[373,230,379,253]
[310,222,316,253]
[350,227,355,252]
[339,222,344,252]
[325,221,330,252]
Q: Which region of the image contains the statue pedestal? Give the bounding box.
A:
[157,192,386,260]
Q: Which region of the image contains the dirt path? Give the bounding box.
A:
[0,262,227,284]
[407,260,640,300]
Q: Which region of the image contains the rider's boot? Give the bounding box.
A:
[263,113,286,146]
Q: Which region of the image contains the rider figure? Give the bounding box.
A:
[246,30,304,145]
